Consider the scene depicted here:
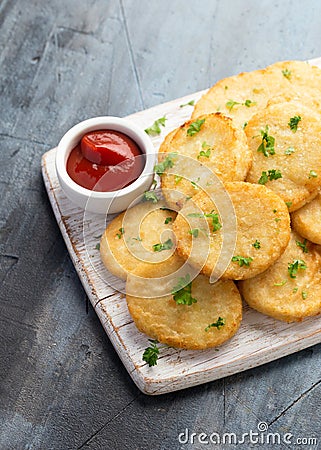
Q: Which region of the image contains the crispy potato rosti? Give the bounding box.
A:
[239,232,321,322]
[245,100,321,211]
[172,182,290,280]
[291,193,321,245]
[159,113,252,210]
[126,266,242,350]
[192,60,321,129]
[100,201,178,280]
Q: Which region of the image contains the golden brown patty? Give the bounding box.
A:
[172,182,291,280]
[239,231,321,322]
[291,193,321,245]
[245,100,321,211]
[158,113,251,210]
[126,265,242,350]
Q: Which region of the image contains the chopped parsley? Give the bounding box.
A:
[164,217,172,224]
[285,201,292,208]
[282,68,292,79]
[274,280,287,286]
[191,180,199,190]
[296,239,309,253]
[257,126,275,157]
[142,191,158,203]
[232,256,253,267]
[175,175,182,184]
[226,99,256,111]
[258,169,282,185]
[95,243,100,250]
[171,274,197,306]
[145,117,167,136]
[253,240,261,249]
[152,238,174,252]
[309,170,318,178]
[187,118,205,136]
[154,153,176,176]
[288,259,307,278]
[189,228,199,237]
[243,121,248,129]
[205,317,226,332]
[197,141,211,159]
[288,115,301,132]
[293,287,298,293]
[188,210,222,232]
[180,100,195,108]
[116,228,124,239]
[142,339,159,366]
[302,291,308,300]
[285,146,295,155]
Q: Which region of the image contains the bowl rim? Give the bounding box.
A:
[55,116,156,199]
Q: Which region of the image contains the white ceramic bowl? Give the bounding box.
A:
[55,116,156,214]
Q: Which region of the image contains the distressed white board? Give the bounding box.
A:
[41,57,321,395]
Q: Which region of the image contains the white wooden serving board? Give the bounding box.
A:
[41,57,321,395]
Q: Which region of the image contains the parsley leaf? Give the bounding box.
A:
[116,228,124,239]
[288,259,307,278]
[188,210,221,232]
[145,117,167,136]
[282,68,292,79]
[180,100,195,108]
[253,240,261,249]
[258,169,282,184]
[302,291,308,300]
[226,99,256,111]
[296,239,309,253]
[175,175,182,184]
[205,317,225,332]
[285,146,295,155]
[197,142,211,159]
[288,115,301,132]
[154,153,177,176]
[187,119,205,136]
[274,280,287,286]
[243,121,248,129]
[171,274,197,306]
[152,238,174,252]
[285,201,292,208]
[309,170,318,178]
[164,217,172,224]
[189,228,199,237]
[142,339,159,366]
[95,243,100,250]
[142,191,158,203]
[257,126,275,157]
[232,256,253,267]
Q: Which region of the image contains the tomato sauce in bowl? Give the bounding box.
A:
[66,130,144,192]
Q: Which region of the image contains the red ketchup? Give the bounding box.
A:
[66,130,144,191]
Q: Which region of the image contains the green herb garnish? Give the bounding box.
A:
[197,142,211,159]
[189,228,199,237]
[142,339,159,366]
[165,217,173,224]
[175,175,182,184]
[285,146,295,155]
[253,240,261,249]
[232,256,253,267]
[187,118,205,136]
[171,274,197,305]
[288,259,307,278]
[309,170,318,178]
[243,121,248,129]
[282,68,292,79]
[258,169,282,185]
[142,191,158,203]
[285,202,292,208]
[152,238,174,252]
[188,210,221,232]
[145,117,167,136]
[180,100,195,108]
[116,228,124,239]
[95,243,100,250]
[288,115,301,132]
[257,126,275,157]
[302,291,308,300]
[274,280,287,286]
[205,317,225,332]
[296,239,309,253]
[226,99,256,111]
[154,153,176,176]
